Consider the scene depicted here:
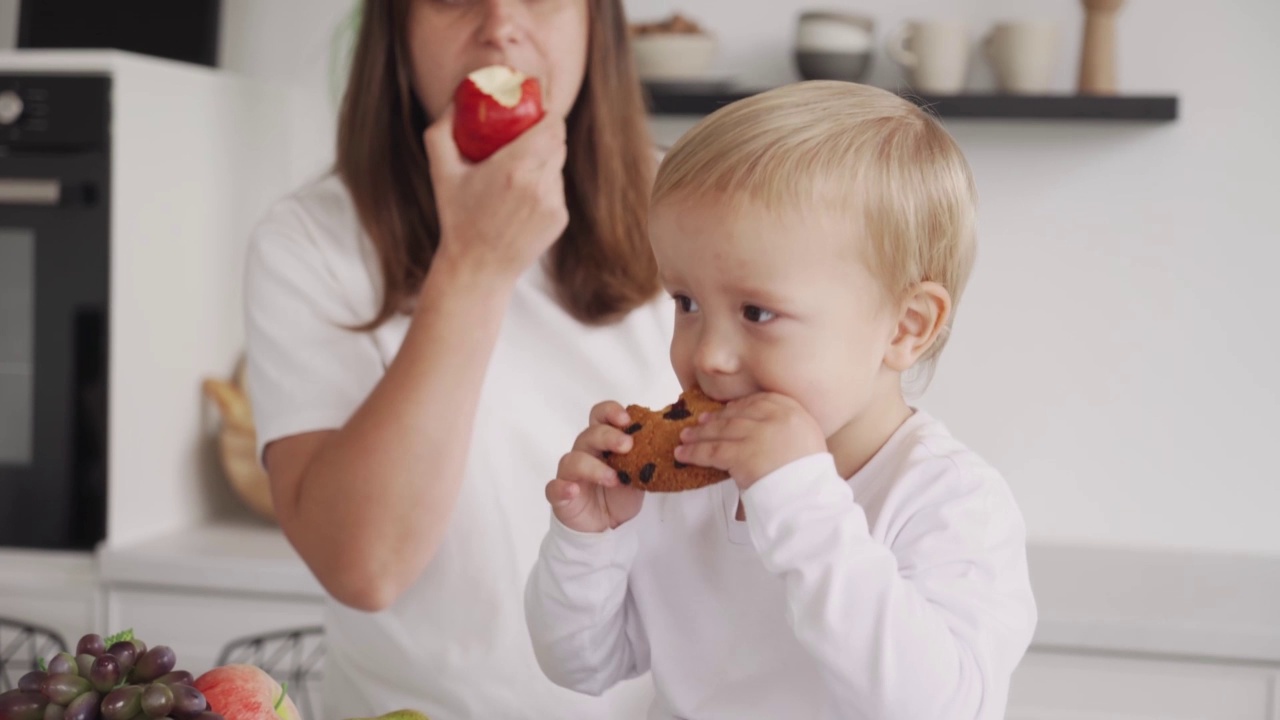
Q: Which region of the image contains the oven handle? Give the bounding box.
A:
[0,178,61,205]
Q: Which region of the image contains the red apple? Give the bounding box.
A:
[194,664,301,720]
[452,65,545,162]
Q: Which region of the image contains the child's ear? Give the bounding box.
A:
[885,281,952,372]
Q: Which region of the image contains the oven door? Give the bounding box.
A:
[0,153,108,551]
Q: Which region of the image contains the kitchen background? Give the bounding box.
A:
[0,0,1277,717]
[223,0,1279,556]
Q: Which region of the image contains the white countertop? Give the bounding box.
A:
[90,521,1280,666]
[1027,543,1280,665]
[96,519,325,599]
[0,48,223,76]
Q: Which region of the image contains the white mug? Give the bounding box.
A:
[984,21,1060,94]
[886,20,971,95]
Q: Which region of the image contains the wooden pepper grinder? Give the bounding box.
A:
[1078,0,1126,95]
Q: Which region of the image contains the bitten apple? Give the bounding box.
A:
[194,664,301,720]
[452,65,545,162]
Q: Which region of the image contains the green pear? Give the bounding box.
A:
[346,710,430,720]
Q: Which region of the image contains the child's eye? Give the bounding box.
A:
[673,294,699,313]
[742,305,776,323]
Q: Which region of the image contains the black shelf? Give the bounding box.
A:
[645,87,1179,121]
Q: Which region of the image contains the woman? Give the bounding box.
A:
[243,0,677,717]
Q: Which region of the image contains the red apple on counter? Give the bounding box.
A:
[452,65,545,162]
[194,664,301,720]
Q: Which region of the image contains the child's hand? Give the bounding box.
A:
[675,392,827,490]
[545,401,645,533]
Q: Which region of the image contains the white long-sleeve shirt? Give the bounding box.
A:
[526,410,1037,720]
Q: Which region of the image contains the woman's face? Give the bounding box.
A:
[407,0,590,123]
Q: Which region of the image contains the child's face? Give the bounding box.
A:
[650,194,903,439]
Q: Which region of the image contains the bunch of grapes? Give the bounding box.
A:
[0,630,225,720]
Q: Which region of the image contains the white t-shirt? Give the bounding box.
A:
[526,410,1038,720]
[244,175,682,720]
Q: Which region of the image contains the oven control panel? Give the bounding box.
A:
[0,75,109,153]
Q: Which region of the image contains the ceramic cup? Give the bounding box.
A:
[794,11,875,82]
[886,20,972,95]
[984,20,1060,94]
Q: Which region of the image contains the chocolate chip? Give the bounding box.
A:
[640,463,656,484]
[674,461,688,469]
[663,400,691,420]
[618,471,631,485]
[624,422,643,435]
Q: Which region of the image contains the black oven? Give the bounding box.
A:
[0,75,109,551]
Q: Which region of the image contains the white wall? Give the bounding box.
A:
[218,0,1280,557]
[218,0,359,188]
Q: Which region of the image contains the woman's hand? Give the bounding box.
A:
[423,105,569,282]
[546,401,646,534]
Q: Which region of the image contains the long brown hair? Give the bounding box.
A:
[336,0,659,329]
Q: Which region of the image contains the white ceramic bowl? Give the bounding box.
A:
[631,33,718,81]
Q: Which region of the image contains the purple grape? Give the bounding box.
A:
[0,691,49,720]
[138,684,173,719]
[63,691,100,720]
[74,656,94,680]
[88,656,120,695]
[165,685,206,720]
[75,636,105,659]
[127,640,147,660]
[190,714,224,720]
[46,654,77,678]
[40,674,90,706]
[99,686,141,720]
[18,671,48,694]
[104,643,135,674]
[131,648,175,684]
[41,703,64,720]
[150,673,191,688]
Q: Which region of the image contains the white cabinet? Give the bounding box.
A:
[94,522,327,676]
[102,585,323,676]
[1008,650,1280,720]
[0,541,323,681]
[0,549,101,649]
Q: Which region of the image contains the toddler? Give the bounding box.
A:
[525,81,1037,720]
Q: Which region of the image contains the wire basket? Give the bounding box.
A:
[0,618,68,692]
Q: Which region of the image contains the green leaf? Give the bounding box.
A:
[36,657,47,672]
[104,628,134,647]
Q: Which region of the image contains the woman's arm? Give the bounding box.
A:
[266,254,511,611]
[263,110,569,612]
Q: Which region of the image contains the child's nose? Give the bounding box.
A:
[693,326,740,378]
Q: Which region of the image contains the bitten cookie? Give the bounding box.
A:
[604,388,730,492]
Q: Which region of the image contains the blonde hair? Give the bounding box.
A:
[652,81,977,365]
